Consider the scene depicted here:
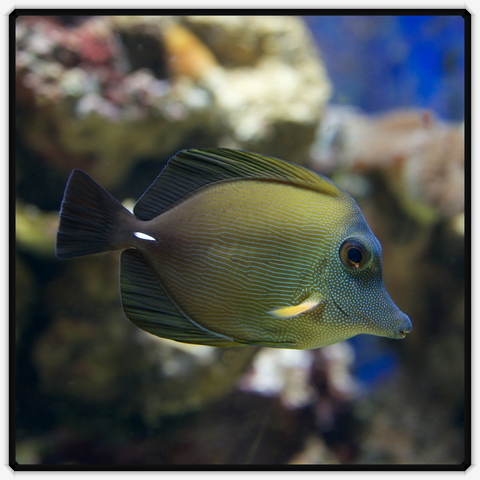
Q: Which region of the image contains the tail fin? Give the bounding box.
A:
[55,170,131,259]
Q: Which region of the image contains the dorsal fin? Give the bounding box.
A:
[133,148,346,221]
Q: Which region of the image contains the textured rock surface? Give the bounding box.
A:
[311,106,464,224]
[16,15,331,190]
[183,16,331,163]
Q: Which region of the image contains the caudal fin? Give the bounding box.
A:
[55,169,131,259]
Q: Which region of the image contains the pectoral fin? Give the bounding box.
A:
[268,294,323,319]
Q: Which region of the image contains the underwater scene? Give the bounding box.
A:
[15,14,466,466]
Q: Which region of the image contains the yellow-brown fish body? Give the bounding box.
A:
[56,148,412,349]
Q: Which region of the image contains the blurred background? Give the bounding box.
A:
[15,14,465,465]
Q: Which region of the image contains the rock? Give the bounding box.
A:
[311,106,464,224]
[16,15,331,191]
[186,15,331,163]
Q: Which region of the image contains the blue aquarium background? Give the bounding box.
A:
[304,15,465,120]
[14,13,466,466]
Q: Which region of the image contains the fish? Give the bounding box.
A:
[55,148,412,349]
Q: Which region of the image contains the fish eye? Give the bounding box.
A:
[339,240,369,270]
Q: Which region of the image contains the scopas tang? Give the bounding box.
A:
[55,148,412,349]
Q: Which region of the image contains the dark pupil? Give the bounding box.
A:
[347,247,363,264]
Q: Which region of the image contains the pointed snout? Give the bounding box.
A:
[393,313,413,339]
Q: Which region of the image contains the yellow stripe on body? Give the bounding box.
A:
[268,294,323,319]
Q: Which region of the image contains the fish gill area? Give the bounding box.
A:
[15,15,465,465]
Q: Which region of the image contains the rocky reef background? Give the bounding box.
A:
[14,15,466,465]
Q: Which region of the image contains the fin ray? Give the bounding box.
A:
[133,148,346,221]
[55,170,131,259]
[120,249,240,347]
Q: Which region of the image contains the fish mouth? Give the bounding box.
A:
[394,315,413,339]
[325,281,412,340]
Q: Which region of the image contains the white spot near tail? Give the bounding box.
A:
[134,232,156,241]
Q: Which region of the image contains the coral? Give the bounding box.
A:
[16,15,330,189]
[182,16,322,69]
[186,15,331,163]
[15,16,220,188]
[400,122,464,222]
[311,107,464,224]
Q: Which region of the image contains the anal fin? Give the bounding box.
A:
[120,249,240,347]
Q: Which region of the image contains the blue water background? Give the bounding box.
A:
[304,15,465,121]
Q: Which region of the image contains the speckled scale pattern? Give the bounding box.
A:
[137,175,406,349]
[56,147,412,349]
